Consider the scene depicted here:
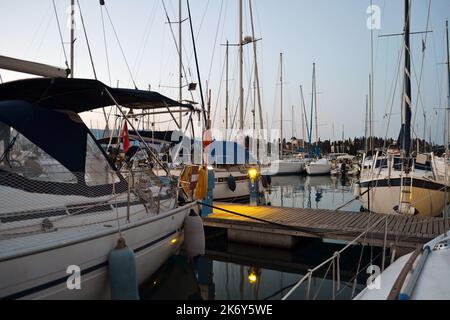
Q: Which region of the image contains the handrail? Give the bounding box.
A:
[282,215,386,300]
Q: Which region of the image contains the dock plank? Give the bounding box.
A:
[207,203,441,249]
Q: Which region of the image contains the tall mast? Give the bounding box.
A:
[280,53,283,158]
[179,0,183,128]
[313,63,319,157]
[308,64,314,159]
[248,0,264,130]
[369,74,373,151]
[239,0,244,130]
[70,0,75,78]
[225,40,229,130]
[445,20,450,157]
[400,0,412,158]
[365,94,369,153]
[292,105,294,142]
[300,85,306,150]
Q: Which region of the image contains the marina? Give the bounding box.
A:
[0,0,449,304]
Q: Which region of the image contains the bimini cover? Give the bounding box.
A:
[0,77,194,113]
[205,141,257,165]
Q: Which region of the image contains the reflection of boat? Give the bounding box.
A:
[304,175,333,188]
[355,233,450,300]
[270,175,305,187]
[0,78,196,299]
[140,256,202,300]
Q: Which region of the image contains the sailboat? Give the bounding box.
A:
[359,0,449,217]
[271,53,307,176]
[0,77,198,299]
[305,63,331,176]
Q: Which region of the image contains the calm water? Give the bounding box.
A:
[140,175,377,301]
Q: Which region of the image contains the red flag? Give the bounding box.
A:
[122,121,130,153]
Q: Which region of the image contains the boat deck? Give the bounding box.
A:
[203,203,449,249]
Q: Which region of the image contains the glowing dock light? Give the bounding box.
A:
[248,168,258,181]
[171,238,178,244]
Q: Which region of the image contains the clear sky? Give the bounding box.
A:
[0,0,449,143]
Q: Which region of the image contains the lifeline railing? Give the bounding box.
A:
[281,215,388,300]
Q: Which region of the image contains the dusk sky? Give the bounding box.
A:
[0,0,449,143]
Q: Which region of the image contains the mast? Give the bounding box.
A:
[280,53,284,159]
[239,0,244,130]
[248,0,264,130]
[179,0,183,128]
[365,94,369,153]
[291,106,295,138]
[445,19,449,234]
[308,64,314,159]
[399,0,412,158]
[300,85,306,150]
[445,20,450,158]
[369,74,373,151]
[225,40,229,130]
[70,0,75,78]
[313,63,319,157]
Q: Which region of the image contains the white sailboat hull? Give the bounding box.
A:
[0,204,194,300]
[267,160,306,175]
[306,160,331,176]
[360,176,448,217]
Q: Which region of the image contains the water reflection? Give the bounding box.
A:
[140,176,372,301]
[266,175,360,212]
[140,237,375,301]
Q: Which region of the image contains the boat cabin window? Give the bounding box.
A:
[0,123,77,184]
[0,121,119,186]
[85,134,119,186]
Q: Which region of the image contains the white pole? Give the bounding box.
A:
[239,0,244,130]
[70,0,75,78]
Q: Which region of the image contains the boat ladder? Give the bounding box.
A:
[398,166,415,215]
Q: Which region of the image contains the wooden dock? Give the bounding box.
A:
[203,203,449,249]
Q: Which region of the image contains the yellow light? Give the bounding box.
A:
[248,168,258,180]
[171,238,178,244]
[248,272,257,284]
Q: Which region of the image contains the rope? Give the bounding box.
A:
[160,0,196,104]
[199,202,325,237]
[104,5,138,89]
[52,0,69,69]
[100,5,112,86]
[76,0,97,80]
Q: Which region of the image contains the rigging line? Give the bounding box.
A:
[77,0,97,80]
[100,5,112,86]
[212,49,227,128]
[104,5,138,89]
[411,0,432,143]
[25,1,53,58]
[34,5,55,61]
[133,0,160,80]
[52,0,69,69]
[186,0,207,123]
[160,0,195,103]
[207,0,224,86]
[382,40,404,151]
[185,0,211,67]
